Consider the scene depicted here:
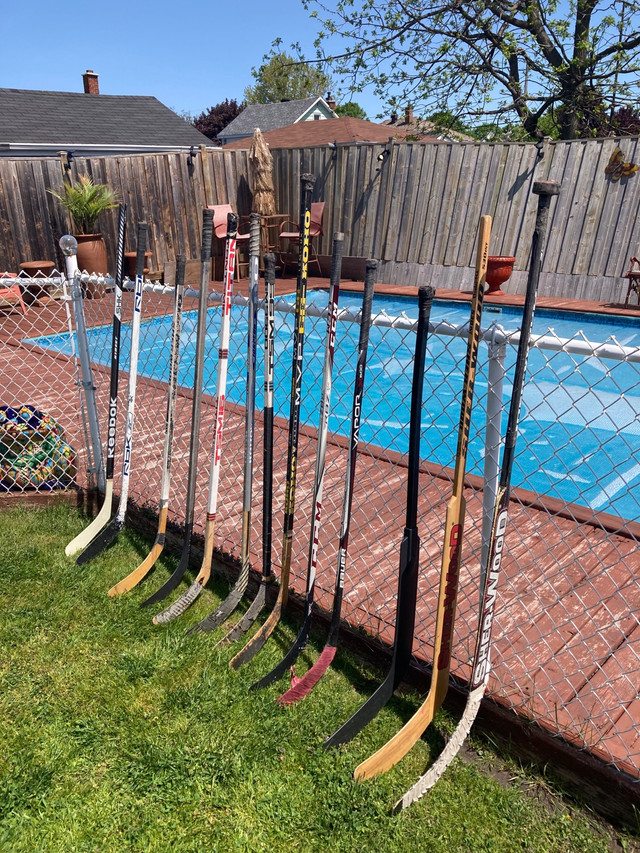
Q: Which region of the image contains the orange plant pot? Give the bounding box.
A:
[485,256,515,295]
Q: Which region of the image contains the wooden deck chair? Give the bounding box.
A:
[278,201,325,276]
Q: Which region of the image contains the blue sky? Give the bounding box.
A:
[1,0,386,120]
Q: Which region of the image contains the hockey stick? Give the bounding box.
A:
[107,256,186,596]
[324,283,435,749]
[153,212,238,624]
[250,232,345,689]
[277,249,375,706]
[65,204,127,556]
[187,213,261,633]
[76,222,147,566]
[395,180,560,812]
[139,210,214,608]
[216,252,277,647]
[353,214,491,780]
[229,173,316,669]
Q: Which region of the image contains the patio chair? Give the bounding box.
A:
[624,256,640,306]
[207,204,249,278]
[278,201,325,276]
[0,274,27,316]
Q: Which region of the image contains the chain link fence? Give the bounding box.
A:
[1,268,639,782]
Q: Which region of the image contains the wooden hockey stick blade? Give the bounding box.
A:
[353,495,466,780]
[250,610,311,690]
[75,514,123,566]
[65,480,114,556]
[217,579,269,647]
[228,585,286,669]
[354,216,490,782]
[393,684,485,812]
[139,525,193,608]
[277,644,337,705]
[108,507,168,596]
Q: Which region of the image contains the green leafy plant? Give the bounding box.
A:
[49,175,119,234]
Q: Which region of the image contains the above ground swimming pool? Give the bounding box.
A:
[30,290,640,521]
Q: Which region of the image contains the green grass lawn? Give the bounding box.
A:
[0,503,637,853]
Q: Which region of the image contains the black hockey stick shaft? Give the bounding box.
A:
[106,204,127,482]
[140,210,214,607]
[217,252,277,646]
[324,284,434,748]
[229,173,316,669]
[76,222,147,565]
[250,232,345,689]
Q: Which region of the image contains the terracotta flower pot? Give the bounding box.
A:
[18,260,55,303]
[486,256,516,295]
[74,234,108,298]
[124,251,152,279]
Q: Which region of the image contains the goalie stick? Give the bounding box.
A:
[187,213,261,633]
[395,180,560,812]
[229,173,316,669]
[139,210,214,608]
[324,283,435,749]
[353,214,491,780]
[107,256,186,596]
[249,232,345,689]
[65,203,127,556]
[216,252,277,647]
[76,222,148,565]
[278,250,374,706]
[153,212,238,624]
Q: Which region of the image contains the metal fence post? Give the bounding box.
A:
[62,237,105,492]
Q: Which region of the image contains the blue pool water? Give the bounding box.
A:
[30,291,640,520]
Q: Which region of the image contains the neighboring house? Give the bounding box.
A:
[0,70,216,158]
[383,105,475,142]
[222,115,439,150]
[217,96,339,146]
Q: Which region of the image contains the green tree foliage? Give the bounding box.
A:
[244,50,333,103]
[193,99,245,141]
[306,0,640,139]
[335,100,367,119]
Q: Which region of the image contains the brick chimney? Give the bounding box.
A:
[82,70,99,94]
[325,91,336,111]
[405,104,414,124]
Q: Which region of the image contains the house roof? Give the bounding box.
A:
[382,114,474,142]
[0,88,214,155]
[219,97,337,140]
[223,116,439,149]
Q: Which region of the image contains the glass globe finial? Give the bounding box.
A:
[59,234,78,256]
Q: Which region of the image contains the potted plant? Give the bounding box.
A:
[49,175,119,295]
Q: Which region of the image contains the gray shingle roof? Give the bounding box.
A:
[0,88,212,149]
[220,97,328,137]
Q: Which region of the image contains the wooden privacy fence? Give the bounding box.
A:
[1,136,639,300]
